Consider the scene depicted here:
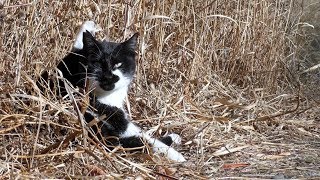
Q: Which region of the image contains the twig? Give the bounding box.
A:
[40,130,81,154]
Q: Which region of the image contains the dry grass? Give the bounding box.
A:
[1,0,319,179]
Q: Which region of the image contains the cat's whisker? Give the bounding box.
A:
[69,52,86,58]
[76,77,96,85]
[91,48,102,59]
[74,72,97,76]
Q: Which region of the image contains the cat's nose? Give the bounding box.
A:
[104,73,113,79]
[110,75,120,83]
[103,71,113,78]
[103,73,119,82]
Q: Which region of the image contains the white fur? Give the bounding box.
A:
[149,137,186,162]
[120,122,186,162]
[94,69,132,109]
[95,86,128,109]
[168,133,182,145]
[120,122,142,138]
[114,63,122,68]
[73,21,130,109]
[73,21,100,49]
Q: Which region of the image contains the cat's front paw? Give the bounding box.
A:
[168,133,182,145]
[167,148,187,162]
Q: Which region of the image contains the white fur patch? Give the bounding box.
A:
[154,141,186,162]
[120,122,141,138]
[168,133,182,145]
[73,21,100,49]
[94,69,132,109]
[145,134,186,162]
[95,86,127,109]
[114,63,122,69]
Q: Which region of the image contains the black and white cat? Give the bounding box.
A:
[38,21,186,162]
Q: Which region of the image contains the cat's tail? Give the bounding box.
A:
[73,21,101,50]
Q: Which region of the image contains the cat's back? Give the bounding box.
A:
[37,49,88,96]
[56,49,88,88]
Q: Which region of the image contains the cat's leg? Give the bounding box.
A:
[140,131,186,162]
[159,133,182,146]
[119,122,186,162]
[91,104,186,162]
[73,21,100,50]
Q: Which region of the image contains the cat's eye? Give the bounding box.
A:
[114,63,122,69]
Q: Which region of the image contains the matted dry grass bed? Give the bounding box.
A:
[1,0,319,179]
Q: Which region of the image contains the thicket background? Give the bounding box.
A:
[0,0,319,179]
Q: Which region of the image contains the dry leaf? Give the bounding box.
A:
[85,164,106,176]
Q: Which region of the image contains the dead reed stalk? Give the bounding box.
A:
[1,0,319,179]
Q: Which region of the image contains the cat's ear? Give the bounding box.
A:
[122,33,138,52]
[83,30,99,52]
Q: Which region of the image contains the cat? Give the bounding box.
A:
[38,21,186,162]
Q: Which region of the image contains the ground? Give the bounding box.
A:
[0,0,319,179]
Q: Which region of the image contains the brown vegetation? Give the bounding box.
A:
[0,0,319,179]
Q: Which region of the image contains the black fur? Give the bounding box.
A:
[87,99,174,148]
[159,136,174,146]
[37,31,137,95]
[38,30,175,150]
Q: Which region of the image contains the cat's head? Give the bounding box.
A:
[82,31,138,92]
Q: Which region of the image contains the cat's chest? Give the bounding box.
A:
[94,86,128,109]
